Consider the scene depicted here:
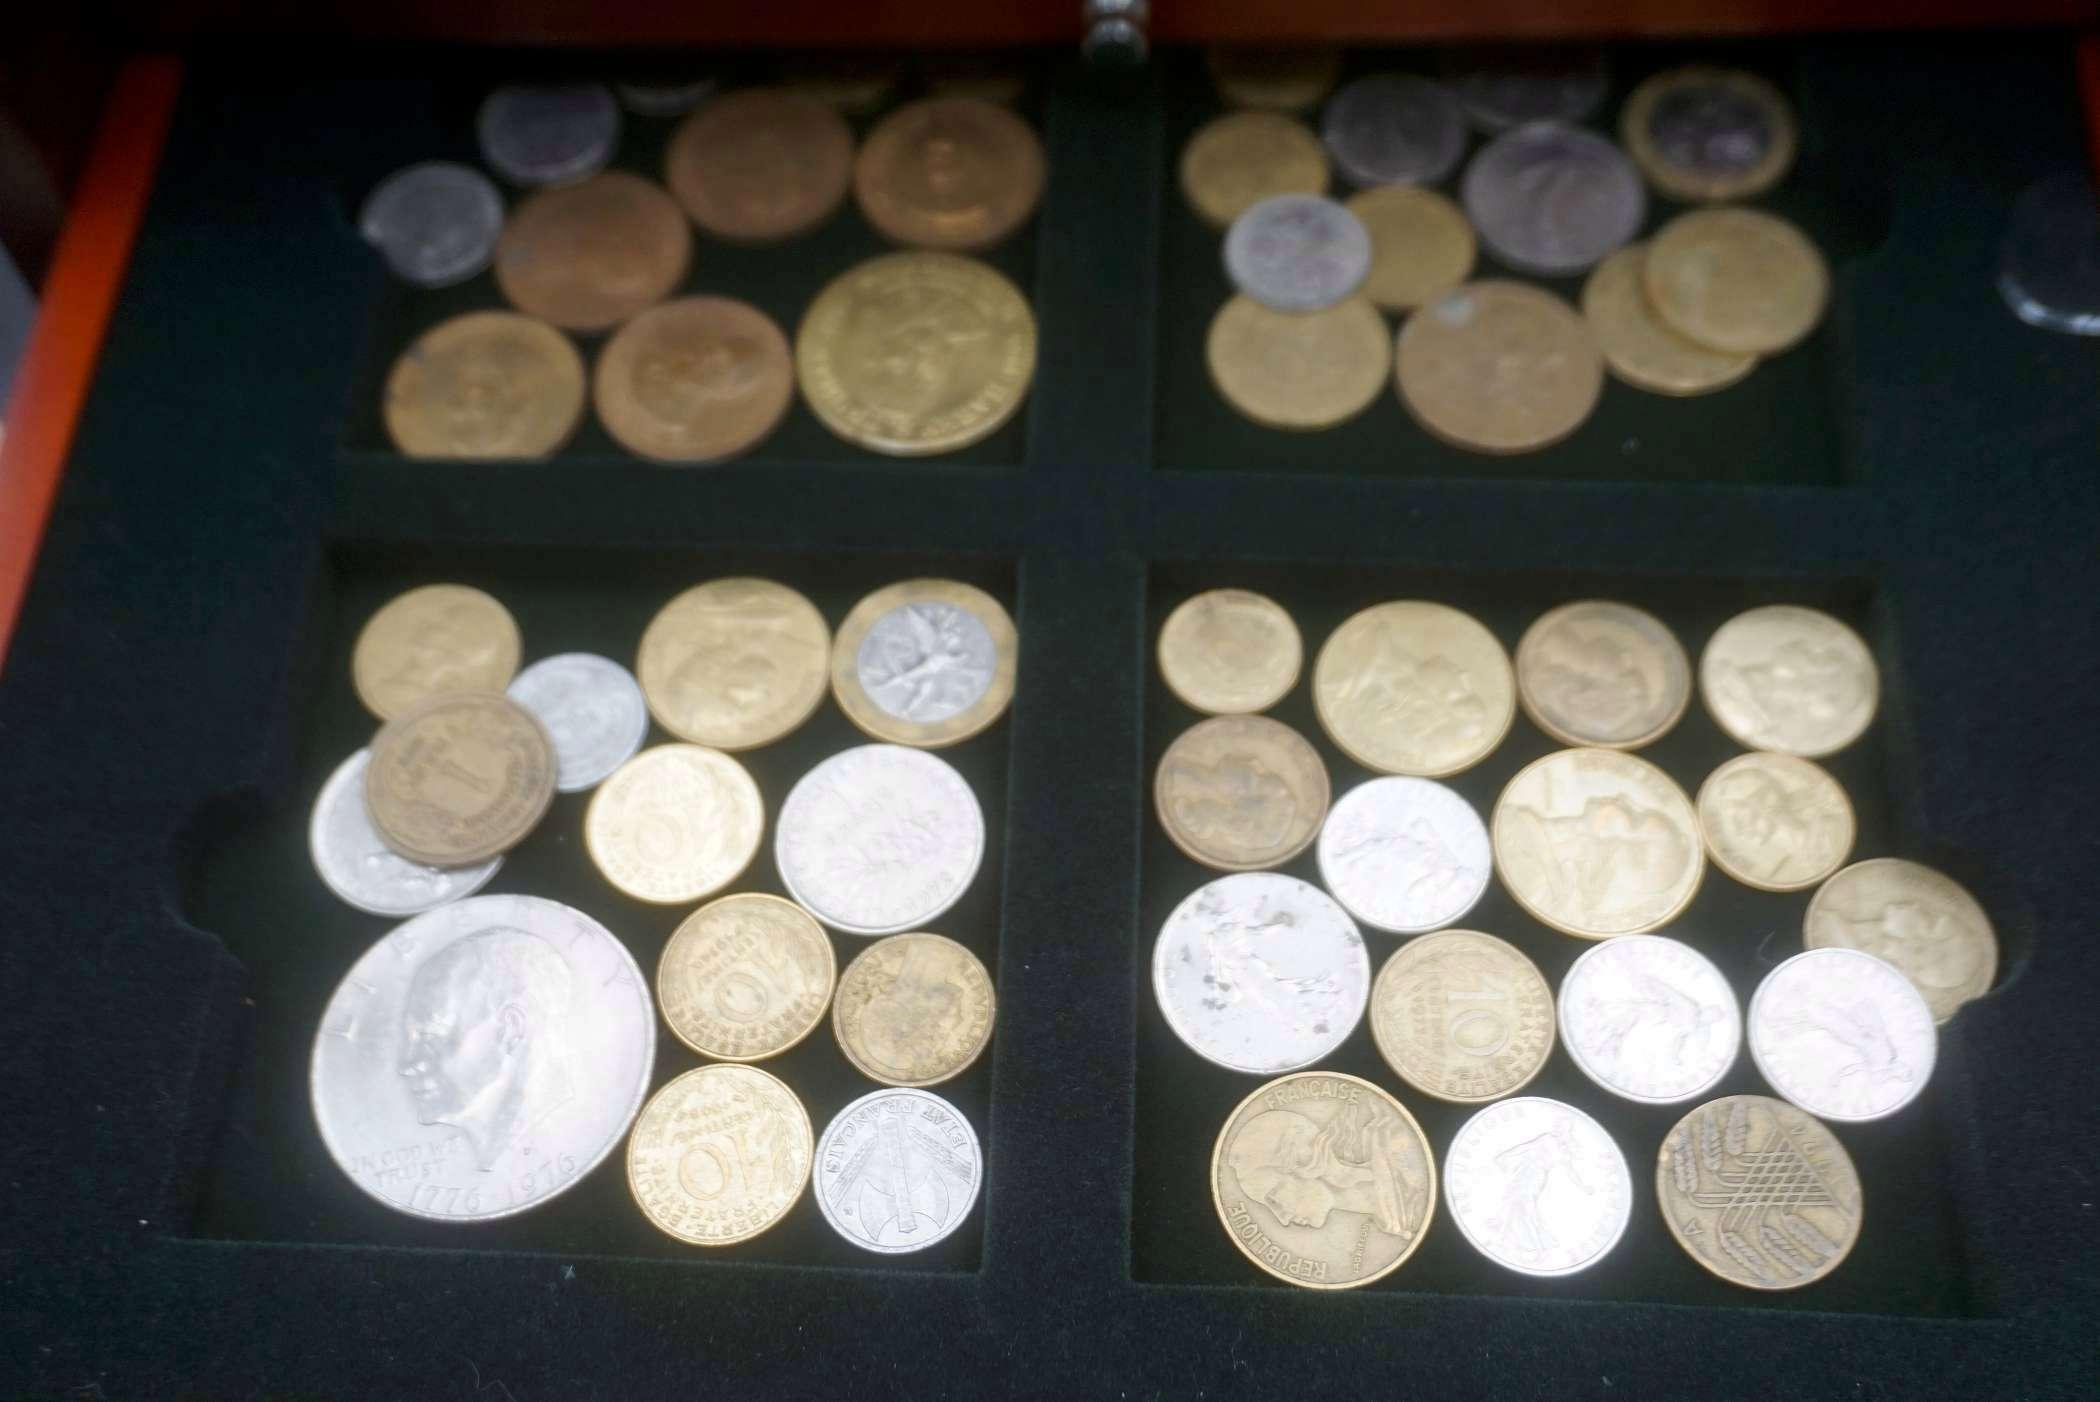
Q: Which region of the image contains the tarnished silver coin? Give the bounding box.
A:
[1461,123,1645,277]
[1998,169,2100,336]
[1748,947,1936,1123]
[505,652,649,793]
[1153,872,1369,1075]
[614,78,719,117]
[311,893,655,1221]
[813,1088,983,1254]
[1558,935,1740,1104]
[1445,48,1609,133]
[1316,776,1491,935]
[358,161,505,289]
[477,84,622,186]
[1444,1096,1631,1277]
[1321,76,1467,188]
[775,744,986,936]
[309,749,501,917]
[1223,194,1372,312]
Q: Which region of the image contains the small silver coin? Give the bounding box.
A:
[813,1088,983,1254]
[309,748,501,917]
[775,744,986,936]
[1443,1096,1631,1277]
[1558,935,1740,1104]
[357,161,505,289]
[1223,194,1372,312]
[859,602,998,725]
[1315,776,1490,935]
[1462,123,1645,276]
[1999,169,2100,336]
[1321,75,1467,188]
[476,84,622,186]
[310,893,656,1221]
[1446,49,1609,133]
[614,78,720,117]
[506,652,650,793]
[1748,947,1936,1123]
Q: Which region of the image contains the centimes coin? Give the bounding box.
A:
[311,893,654,1221]
[1396,281,1604,454]
[664,88,854,244]
[627,1063,811,1246]
[1179,112,1330,229]
[505,652,649,793]
[1321,75,1467,188]
[477,84,622,187]
[1156,588,1302,716]
[1645,208,1830,356]
[1748,947,1936,1122]
[494,172,691,334]
[584,744,764,904]
[1621,66,1797,205]
[657,893,837,1062]
[1445,47,1609,133]
[1558,936,1740,1104]
[1658,1094,1862,1290]
[814,1088,983,1253]
[1369,930,1553,1103]
[382,311,587,460]
[1211,1071,1435,1289]
[1206,294,1390,431]
[1699,604,1878,758]
[830,579,1016,748]
[854,97,1046,252]
[1581,244,1757,397]
[1312,600,1516,778]
[1514,599,1692,750]
[1344,186,1476,313]
[358,161,504,289]
[1696,752,1856,893]
[636,578,831,751]
[1444,1097,1632,1277]
[1461,123,1645,277]
[833,932,996,1087]
[366,693,556,866]
[352,583,521,721]
[1317,776,1490,935]
[1155,715,1330,872]
[309,749,501,917]
[592,296,795,463]
[776,744,986,936]
[1223,195,1372,312]
[1804,858,1997,1023]
[1207,47,1343,112]
[1153,872,1369,1074]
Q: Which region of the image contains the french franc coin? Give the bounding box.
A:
[1696,752,1856,893]
[477,83,622,186]
[830,579,1016,748]
[1699,604,1878,757]
[1803,858,1996,1023]
[358,162,504,288]
[1582,244,1757,396]
[1396,281,1604,454]
[1344,186,1476,312]
[1657,1094,1862,1290]
[1558,935,1740,1104]
[592,296,795,464]
[494,172,691,334]
[309,749,501,917]
[382,312,587,460]
[311,893,654,1220]
[658,893,837,1062]
[1206,294,1389,430]
[1222,194,1372,312]
[1492,747,1704,938]
[1155,715,1329,872]
[585,744,763,905]
[776,744,985,936]
[1179,112,1330,229]
[352,583,521,721]
[1748,947,1936,1122]
[1320,75,1467,188]
[1444,1097,1632,1277]
[1514,599,1692,750]
[1311,600,1515,778]
[1444,47,1609,133]
[665,89,854,243]
[1645,208,1829,356]
[1316,776,1490,935]
[505,652,649,793]
[814,1088,983,1253]
[833,932,996,1087]
[636,578,831,751]
[854,97,1046,252]
[365,693,556,866]
[1206,47,1343,111]
[627,1064,811,1246]
[1461,123,1645,276]
[1621,66,1797,204]
[1369,930,1554,1103]
[1156,588,1302,715]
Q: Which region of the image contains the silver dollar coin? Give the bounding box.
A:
[1446,49,1609,133]
[476,84,622,186]
[1153,872,1369,1075]
[1462,123,1645,276]
[775,744,986,936]
[309,748,500,917]
[859,601,998,725]
[310,893,655,1221]
[813,1088,983,1254]
[506,652,650,793]
[1223,194,1372,312]
[1558,935,1739,1104]
[1444,1096,1631,1277]
[1748,947,1936,1122]
[1321,75,1467,188]
[357,161,505,289]
[1315,776,1490,935]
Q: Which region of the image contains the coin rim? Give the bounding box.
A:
[1311,600,1518,778]
[852,96,1046,252]
[1342,184,1478,313]
[811,1087,984,1254]
[1368,929,1554,1103]
[492,171,692,334]
[382,311,589,461]
[1801,857,1997,1023]
[1696,751,1857,892]
[1316,776,1491,934]
[1644,207,1831,357]
[1696,603,1879,758]
[1156,587,1304,716]
[1620,65,1799,204]
[1514,598,1693,750]
[832,931,997,1088]
[624,1062,813,1246]
[1459,123,1647,278]
[506,651,650,793]
[1179,111,1331,229]
[1320,74,1467,188]
[663,88,854,243]
[1154,714,1331,872]
[1444,1095,1633,1276]
[365,691,557,866]
[655,892,839,1061]
[636,577,832,750]
[308,747,503,916]
[590,295,795,464]
[1556,935,1742,1104]
[1394,279,1605,455]
[1746,946,1938,1122]
[359,161,505,289]
[582,742,765,904]
[829,578,1017,748]
[1207,293,1392,432]
[1222,193,1372,312]
[352,583,523,720]
[1581,244,1759,397]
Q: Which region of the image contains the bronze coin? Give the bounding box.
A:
[365,692,556,866]
[665,89,854,244]
[593,296,793,463]
[494,172,690,333]
[854,97,1046,252]
[382,312,585,460]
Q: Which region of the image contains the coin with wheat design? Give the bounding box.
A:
[1657,1094,1860,1290]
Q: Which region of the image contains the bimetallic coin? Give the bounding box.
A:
[1396,281,1604,454]
[1582,244,1757,397]
[657,893,837,1061]
[814,1088,983,1253]
[1445,48,1609,133]
[855,97,1046,252]
[1153,872,1368,1074]
[1223,195,1371,313]
[309,749,501,917]
[665,89,854,243]
[1699,604,1878,758]
[1317,776,1490,935]
[477,84,621,187]
[831,579,1016,748]
[1515,599,1692,750]
[1369,930,1553,1103]
[505,652,649,793]
[614,78,718,117]
[1156,715,1329,872]
[2000,169,2100,335]
[626,1063,811,1246]
[636,578,830,752]
[352,583,522,721]
[1207,47,1343,111]
[1157,588,1301,716]
[1749,947,1935,1122]
[1697,752,1855,892]
[1804,858,1996,1023]
[1211,1071,1435,1289]
[1179,112,1330,229]
[382,312,586,460]
[1622,67,1797,205]
[358,162,504,289]
[1559,936,1740,1104]
[1312,600,1515,778]
[584,745,763,904]
[311,893,654,1221]
[775,744,986,936]
[1206,294,1389,431]
[1646,208,1829,356]
[833,932,995,1087]
[1658,1094,1862,1290]
[494,173,690,334]
[1321,76,1466,188]
[1492,748,1704,939]
[1444,1097,1631,1277]
[592,296,794,463]
[366,693,556,866]
[1461,123,1645,277]
[1344,186,1477,312]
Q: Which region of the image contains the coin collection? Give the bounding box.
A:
[1154,587,1999,1290]
[309,575,1013,1252]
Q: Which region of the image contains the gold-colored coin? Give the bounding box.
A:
[1491,747,1704,938]
[592,296,793,463]
[833,932,995,1088]
[383,312,586,460]
[365,692,555,865]
[795,251,1035,456]
[1312,601,1515,778]
[1514,599,1691,750]
[352,583,522,720]
[636,578,831,751]
[1206,294,1388,431]
[658,893,838,1061]
[626,1063,812,1247]
[1205,47,1343,111]
[1157,588,1302,715]
[583,744,763,904]
[1369,930,1555,1104]
[1581,244,1757,396]
[1155,715,1329,871]
[493,172,691,333]
[1179,112,1329,229]
[1804,858,1997,1023]
[778,55,900,115]
[854,97,1045,252]
[1657,1095,1859,1290]
[830,578,1017,748]
[1396,281,1603,454]
[1622,67,1798,204]
[1211,1070,1436,1290]
[1699,604,1878,757]
[1697,752,1855,893]
[1645,208,1829,356]
[1344,186,1477,313]
[665,89,854,244]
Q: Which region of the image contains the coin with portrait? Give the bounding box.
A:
[584,744,764,904]
[665,88,854,243]
[1657,1094,1861,1290]
[493,172,691,334]
[833,932,995,1088]
[1313,600,1515,778]
[593,296,793,463]
[1697,752,1855,892]
[854,96,1045,252]
[1155,714,1329,871]
[365,692,556,866]
[1700,604,1877,757]
[353,584,522,721]
[1157,588,1302,715]
[1492,747,1704,938]
[1515,599,1691,750]
[627,1063,812,1246]
[658,893,837,1061]
[830,578,1016,748]
[1804,858,1996,1023]
[636,578,831,750]
[1369,930,1553,1103]
[383,312,586,460]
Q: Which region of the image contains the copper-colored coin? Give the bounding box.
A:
[382,312,586,459]
[352,583,522,721]
[1582,244,1756,396]
[1345,186,1477,313]
[1206,47,1344,111]
[493,172,690,333]
[1697,752,1855,893]
[1622,67,1798,205]
[832,933,995,1088]
[1180,112,1329,229]
[1207,294,1388,431]
[583,744,764,904]
[1396,281,1603,454]
[1157,588,1302,715]
[1155,715,1330,871]
[1645,208,1829,356]
[1312,601,1515,778]
[1514,599,1692,750]
[657,892,837,1062]
[593,296,793,463]
[636,578,831,751]
[830,578,1017,748]
[626,1064,812,1246]
[365,692,556,865]
[854,97,1045,252]
[665,89,854,244]
[1699,604,1878,757]
[1369,930,1555,1104]
[1657,1095,1860,1290]
[1804,858,1997,1023]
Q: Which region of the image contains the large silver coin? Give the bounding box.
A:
[308,748,500,917]
[357,161,505,289]
[1558,935,1739,1104]
[1998,169,2100,336]
[1223,194,1372,312]
[775,744,986,936]
[506,652,650,793]
[1748,947,1935,1123]
[1444,1096,1631,1277]
[311,893,655,1221]
[1462,123,1645,276]
[1321,76,1467,188]
[1153,872,1369,1075]
[477,84,622,186]
[1315,775,1490,935]
[1446,49,1609,133]
[813,1088,983,1254]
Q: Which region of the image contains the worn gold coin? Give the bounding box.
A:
[1492,747,1704,938]
[382,312,587,460]
[665,89,854,244]
[365,692,555,865]
[1206,47,1343,111]
[1700,604,1878,757]
[1396,281,1603,454]
[636,578,830,751]
[1657,1094,1859,1290]
[1211,1070,1436,1290]
[584,744,763,904]
[1645,208,1829,356]
[830,578,1016,748]
[1313,601,1515,778]
[626,1063,812,1247]
[1370,930,1555,1104]
[658,893,837,1061]
[1345,186,1477,313]
[1622,67,1798,204]
[1515,599,1691,750]
[1180,112,1329,229]
[1207,294,1388,430]
[493,172,690,333]
[1155,715,1329,871]
[833,933,995,1088]
[1697,752,1855,893]
[854,97,1045,252]
[352,583,522,721]
[1804,858,1997,1023]
[1582,244,1757,396]
[1157,588,1302,715]
[592,296,793,463]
